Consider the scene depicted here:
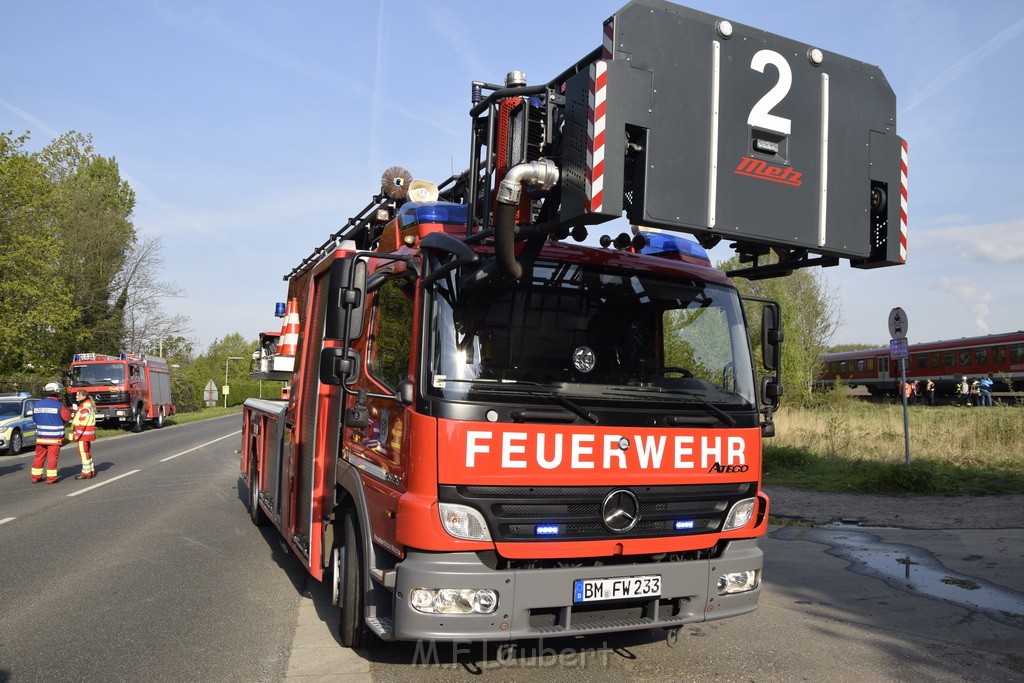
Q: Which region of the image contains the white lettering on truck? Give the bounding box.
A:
[463,431,747,470]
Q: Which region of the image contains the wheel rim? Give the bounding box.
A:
[12,432,21,453]
[249,465,259,511]
[332,547,342,606]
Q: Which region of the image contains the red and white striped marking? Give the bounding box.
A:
[278,298,300,356]
[899,139,908,263]
[587,60,608,213]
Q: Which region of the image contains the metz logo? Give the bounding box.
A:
[734,157,802,187]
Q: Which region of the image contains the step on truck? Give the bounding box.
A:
[242,0,906,647]
[66,353,176,431]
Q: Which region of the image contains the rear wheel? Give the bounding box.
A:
[9,429,22,455]
[155,407,164,429]
[334,509,374,648]
[248,458,266,526]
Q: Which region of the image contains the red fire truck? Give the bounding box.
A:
[66,353,176,431]
[242,0,906,647]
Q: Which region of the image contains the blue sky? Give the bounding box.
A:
[4,0,1023,353]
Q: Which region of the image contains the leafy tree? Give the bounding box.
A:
[723,256,842,406]
[0,131,77,375]
[41,132,137,359]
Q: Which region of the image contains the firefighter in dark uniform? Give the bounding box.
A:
[31,382,72,484]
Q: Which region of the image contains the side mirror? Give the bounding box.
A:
[761,375,782,412]
[318,347,361,385]
[397,380,415,406]
[324,257,366,342]
[761,302,782,372]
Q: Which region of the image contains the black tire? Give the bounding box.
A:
[131,407,143,433]
[248,458,266,526]
[334,509,374,648]
[155,407,164,429]
[9,429,22,455]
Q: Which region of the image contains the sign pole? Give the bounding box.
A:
[900,356,910,465]
[888,307,911,465]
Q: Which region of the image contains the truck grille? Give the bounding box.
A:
[92,390,129,406]
[438,483,755,543]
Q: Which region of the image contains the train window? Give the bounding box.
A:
[857,359,864,372]
[976,347,988,365]
[944,351,954,367]
[1012,344,1024,363]
[959,348,971,366]
[866,358,874,371]
[839,361,847,372]
[930,352,941,368]
[916,354,927,368]
[993,346,1006,364]
[881,357,889,373]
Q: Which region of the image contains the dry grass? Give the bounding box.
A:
[766,399,1024,494]
[774,403,1023,468]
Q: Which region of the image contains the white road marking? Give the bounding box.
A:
[160,431,240,462]
[0,517,16,525]
[66,469,142,497]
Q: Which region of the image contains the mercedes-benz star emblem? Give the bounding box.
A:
[600,489,640,533]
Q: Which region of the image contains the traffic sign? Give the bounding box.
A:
[888,307,908,340]
[203,379,219,408]
[889,338,908,359]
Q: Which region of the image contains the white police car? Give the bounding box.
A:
[0,394,39,455]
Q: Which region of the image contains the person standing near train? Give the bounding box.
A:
[979,373,994,407]
[957,376,970,406]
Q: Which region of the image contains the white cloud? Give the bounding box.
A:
[921,218,1024,263]
[937,276,993,334]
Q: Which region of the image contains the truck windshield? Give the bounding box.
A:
[71,363,126,386]
[428,260,756,409]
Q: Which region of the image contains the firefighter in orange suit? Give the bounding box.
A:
[71,389,97,479]
[31,382,72,484]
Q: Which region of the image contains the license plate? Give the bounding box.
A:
[573,575,661,603]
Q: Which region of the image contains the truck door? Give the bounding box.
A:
[343,272,414,554]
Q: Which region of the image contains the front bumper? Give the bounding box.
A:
[391,538,761,642]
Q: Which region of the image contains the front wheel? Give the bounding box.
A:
[9,429,22,455]
[333,509,374,648]
[130,407,143,433]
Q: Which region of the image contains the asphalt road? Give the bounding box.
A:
[2,415,1022,682]
[0,415,304,682]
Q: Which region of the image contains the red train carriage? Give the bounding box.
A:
[817,331,1024,398]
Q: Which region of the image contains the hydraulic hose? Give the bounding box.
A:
[494,159,559,280]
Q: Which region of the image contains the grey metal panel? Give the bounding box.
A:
[561,0,903,265]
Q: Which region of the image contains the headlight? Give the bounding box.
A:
[717,570,759,595]
[438,503,491,541]
[408,587,498,614]
[723,498,755,531]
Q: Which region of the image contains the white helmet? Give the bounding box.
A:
[43,382,62,394]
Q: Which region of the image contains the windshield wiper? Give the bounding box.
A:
[600,386,737,427]
[444,378,599,424]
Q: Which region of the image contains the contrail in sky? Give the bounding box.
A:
[0,98,59,138]
[904,15,1024,113]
